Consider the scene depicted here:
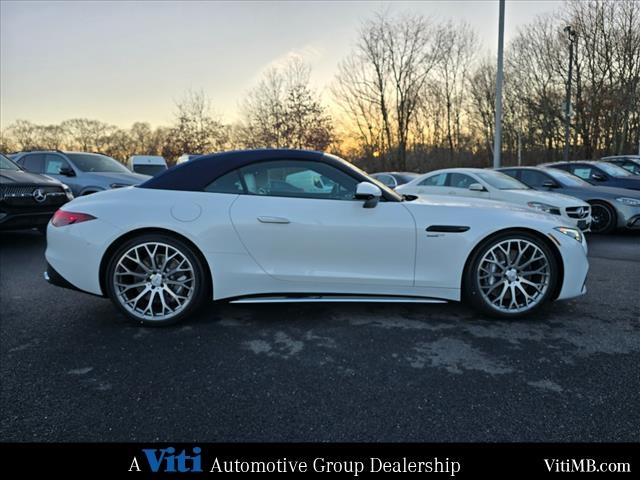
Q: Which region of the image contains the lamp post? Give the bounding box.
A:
[493,0,505,168]
[563,26,577,162]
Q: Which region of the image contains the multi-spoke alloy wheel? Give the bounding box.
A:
[477,239,550,313]
[465,233,558,318]
[106,235,207,325]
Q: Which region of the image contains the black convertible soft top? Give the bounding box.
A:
[140,150,324,191]
[139,149,401,201]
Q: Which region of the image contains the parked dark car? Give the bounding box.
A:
[370,172,419,189]
[0,153,73,232]
[601,155,640,175]
[498,166,640,233]
[543,160,640,191]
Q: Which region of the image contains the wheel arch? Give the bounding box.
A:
[461,227,564,301]
[586,199,618,220]
[99,227,213,299]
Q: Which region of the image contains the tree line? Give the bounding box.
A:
[1,0,638,172]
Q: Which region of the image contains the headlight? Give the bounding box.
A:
[110,183,129,189]
[528,202,561,215]
[62,184,74,200]
[616,197,640,206]
[554,226,582,243]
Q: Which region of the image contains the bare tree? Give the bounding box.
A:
[469,57,497,157]
[238,57,334,151]
[170,89,228,154]
[334,12,443,170]
[5,120,39,150]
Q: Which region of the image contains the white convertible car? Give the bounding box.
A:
[396,168,593,232]
[45,150,588,326]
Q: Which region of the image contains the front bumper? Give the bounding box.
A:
[615,203,640,230]
[0,210,57,230]
[625,214,640,229]
[551,229,589,301]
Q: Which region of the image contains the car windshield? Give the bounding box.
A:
[0,154,21,171]
[476,170,529,190]
[596,162,634,177]
[66,153,131,173]
[545,168,591,187]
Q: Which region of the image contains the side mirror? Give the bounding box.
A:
[542,180,558,189]
[468,183,486,192]
[591,173,606,181]
[59,167,76,177]
[355,182,382,208]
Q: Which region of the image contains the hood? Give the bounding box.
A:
[403,194,564,230]
[0,169,63,186]
[84,171,151,185]
[503,189,589,207]
[406,194,543,214]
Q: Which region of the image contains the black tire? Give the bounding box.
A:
[588,201,617,234]
[105,233,209,326]
[463,231,559,319]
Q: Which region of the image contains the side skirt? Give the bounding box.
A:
[228,294,448,304]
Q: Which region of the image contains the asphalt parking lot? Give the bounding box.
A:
[1,230,638,442]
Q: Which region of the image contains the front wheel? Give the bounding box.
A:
[463,232,558,318]
[589,201,616,234]
[105,234,209,326]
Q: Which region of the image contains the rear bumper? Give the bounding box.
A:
[44,262,104,297]
[45,262,80,291]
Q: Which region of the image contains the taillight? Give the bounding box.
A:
[51,210,96,227]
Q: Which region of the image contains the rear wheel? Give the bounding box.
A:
[588,201,616,234]
[105,234,208,326]
[463,232,558,318]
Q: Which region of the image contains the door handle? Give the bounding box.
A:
[257,216,290,224]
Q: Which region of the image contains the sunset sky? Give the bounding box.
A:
[1,0,562,129]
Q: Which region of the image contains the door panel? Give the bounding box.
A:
[230,195,416,286]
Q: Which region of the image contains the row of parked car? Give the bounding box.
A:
[0,150,204,232]
[372,156,640,234]
[1,148,639,236]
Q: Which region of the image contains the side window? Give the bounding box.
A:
[447,173,475,189]
[419,173,446,186]
[239,160,358,200]
[205,170,245,194]
[44,154,70,174]
[519,170,550,188]
[21,154,45,173]
[622,162,640,174]
[571,166,593,180]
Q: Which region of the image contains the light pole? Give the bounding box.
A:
[563,26,577,162]
[493,0,505,168]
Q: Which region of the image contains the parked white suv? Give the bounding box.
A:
[397,168,592,231]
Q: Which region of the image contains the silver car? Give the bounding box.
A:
[499,166,640,234]
[12,151,150,197]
